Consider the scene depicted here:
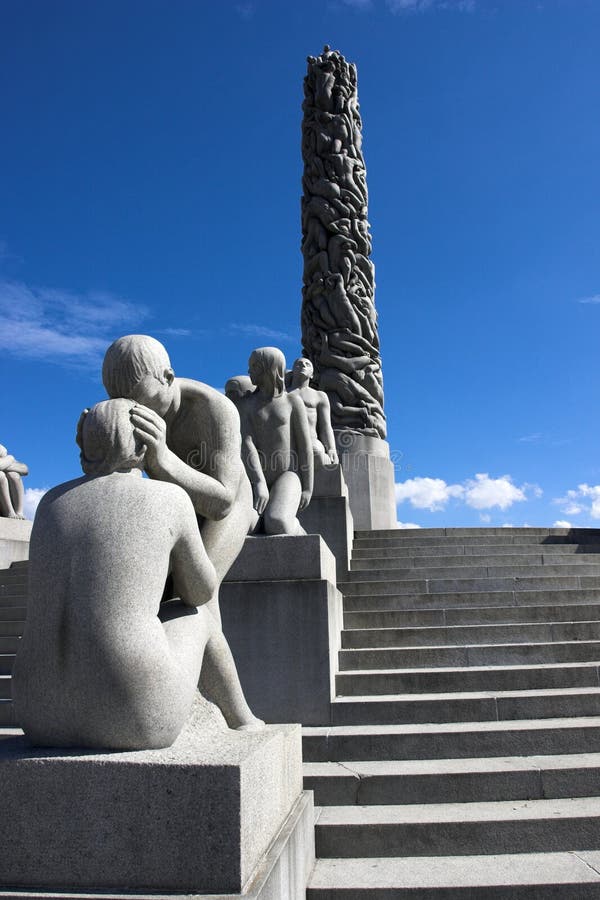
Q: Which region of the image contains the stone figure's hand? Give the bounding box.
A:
[299,489,312,511]
[131,405,168,469]
[254,482,269,515]
[327,448,339,466]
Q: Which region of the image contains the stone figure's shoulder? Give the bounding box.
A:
[179,378,238,424]
[287,391,307,414]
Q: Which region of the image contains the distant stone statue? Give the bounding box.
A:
[225,375,255,409]
[0,444,28,519]
[240,347,313,535]
[287,357,338,469]
[101,334,263,731]
[13,400,262,750]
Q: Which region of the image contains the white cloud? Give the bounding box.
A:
[396,521,421,529]
[578,294,600,305]
[518,433,542,443]
[387,0,474,12]
[553,520,572,528]
[23,487,47,521]
[395,476,463,511]
[479,513,491,523]
[0,280,147,368]
[396,473,539,514]
[555,484,600,520]
[229,323,296,343]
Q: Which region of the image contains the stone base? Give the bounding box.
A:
[222,535,343,726]
[335,432,397,530]
[298,464,353,578]
[0,518,32,569]
[0,700,309,896]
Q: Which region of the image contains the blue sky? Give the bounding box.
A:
[1,0,599,527]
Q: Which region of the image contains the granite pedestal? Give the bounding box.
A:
[335,431,397,530]
[0,700,314,898]
[222,534,343,726]
[298,464,353,578]
[0,518,31,569]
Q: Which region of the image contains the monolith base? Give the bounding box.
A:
[335,432,397,530]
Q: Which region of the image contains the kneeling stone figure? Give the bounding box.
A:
[13,399,261,751]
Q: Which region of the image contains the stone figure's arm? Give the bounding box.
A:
[241,432,269,515]
[0,454,17,472]
[316,392,338,464]
[170,493,217,607]
[131,402,240,521]
[290,395,313,510]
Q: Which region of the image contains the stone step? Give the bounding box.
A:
[344,601,600,629]
[0,676,11,700]
[0,636,20,653]
[351,543,600,559]
[330,687,600,725]
[338,640,600,670]
[314,796,600,859]
[0,584,28,598]
[355,528,597,539]
[343,565,600,583]
[307,852,600,898]
[0,654,15,675]
[303,752,600,806]
[351,553,600,571]
[336,661,600,696]
[341,576,600,597]
[0,699,15,725]
[353,535,600,549]
[343,589,600,612]
[0,619,24,636]
[302,717,600,762]
[341,620,600,649]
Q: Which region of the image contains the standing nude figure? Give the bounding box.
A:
[101,335,263,731]
[240,347,313,536]
[287,357,338,470]
[13,400,235,750]
[0,444,28,519]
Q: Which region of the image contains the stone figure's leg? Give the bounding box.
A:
[199,626,264,730]
[0,471,17,518]
[160,601,211,685]
[263,471,306,536]
[6,471,25,518]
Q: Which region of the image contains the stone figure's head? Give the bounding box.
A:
[77,399,145,477]
[292,357,314,383]
[248,347,286,397]
[102,335,176,417]
[225,375,255,402]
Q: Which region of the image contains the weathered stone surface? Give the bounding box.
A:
[0,698,305,895]
[0,516,31,568]
[301,46,386,440]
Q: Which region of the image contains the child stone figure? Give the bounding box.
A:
[240,346,313,536]
[0,444,28,519]
[13,399,262,750]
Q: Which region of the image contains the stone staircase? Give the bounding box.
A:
[304,527,600,898]
[0,559,26,726]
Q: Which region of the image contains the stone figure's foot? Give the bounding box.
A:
[235,717,266,732]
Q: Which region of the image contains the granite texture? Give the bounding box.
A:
[0,516,32,568]
[336,431,397,530]
[0,697,304,895]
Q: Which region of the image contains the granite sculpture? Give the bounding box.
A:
[301,45,386,439]
[101,334,263,731]
[288,356,338,469]
[0,444,28,519]
[225,374,255,409]
[240,346,313,535]
[12,399,264,749]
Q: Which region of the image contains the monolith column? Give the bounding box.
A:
[300,45,396,529]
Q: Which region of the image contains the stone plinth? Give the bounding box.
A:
[222,535,343,726]
[0,517,32,569]
[0,701,311,896]
[335,432,397,531]
[299,464,354,578]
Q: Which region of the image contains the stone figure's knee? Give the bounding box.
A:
[6,471,20,484]
[0,472,7,487]
[263,510,289,535]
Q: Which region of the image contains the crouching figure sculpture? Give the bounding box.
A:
[13,399,261,751]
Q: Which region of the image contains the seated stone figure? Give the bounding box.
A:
[240,347,313,536]
[224,375,255,410]
[0,444,28,519]
[287,357,339,469]
[12,399,260,751]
